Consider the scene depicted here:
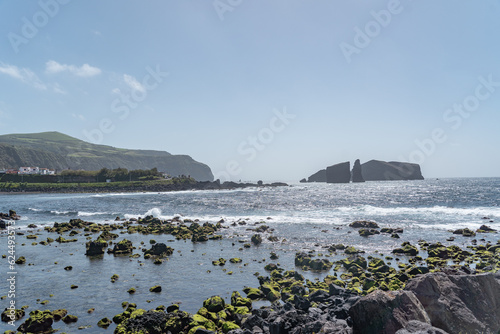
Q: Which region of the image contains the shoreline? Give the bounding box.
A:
[0,180,289,195]
[1,212,499,333]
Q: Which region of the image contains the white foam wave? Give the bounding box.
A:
[78,211,109,217]
[335,205,500,218]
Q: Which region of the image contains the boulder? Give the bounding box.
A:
[349,221,379,229]
[145,243,174,257]
[351,159,365,182]
[111,239,133,254]
[404,272,500,334]
[85,238,108,256]
[395,320,449,334]
[326,162,351,183]
[17,310,54,333]
[477,225,497,233]
[349,290,430,334]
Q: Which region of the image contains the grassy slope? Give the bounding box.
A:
[0,132,214,181]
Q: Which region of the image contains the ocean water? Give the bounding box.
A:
[0,178,499,332]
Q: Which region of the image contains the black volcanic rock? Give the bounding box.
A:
[351,159,365,182]
[326,162,350,183]
[307,169,326,182]
[361,160,424,181]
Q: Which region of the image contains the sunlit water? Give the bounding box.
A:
[0,178,499,332]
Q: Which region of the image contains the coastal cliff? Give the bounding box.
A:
[0,132,214,181]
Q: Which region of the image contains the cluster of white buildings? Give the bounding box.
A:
[0,167,56,175]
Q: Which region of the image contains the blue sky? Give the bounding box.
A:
[0,1,499,181]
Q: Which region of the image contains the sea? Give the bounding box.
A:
[0,178,499,332]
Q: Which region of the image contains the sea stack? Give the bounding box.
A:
[351,159,365,183]
[326,162,350,183]
[308,169,327,182]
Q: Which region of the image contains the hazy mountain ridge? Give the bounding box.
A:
[0,132,214,181]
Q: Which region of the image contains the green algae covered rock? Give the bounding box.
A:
[243,287,265,300]
[251,234,263,245]
[85,238,108,256]
[97,317,112,328]
[203,296,225,313]
[222,321,240,333]
[1,308,25,322]
[111,239,133,255]
[17,310,53,333]
[149,285,162,293]
[392,242,419,256]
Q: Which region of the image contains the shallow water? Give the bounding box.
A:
[0,178,499,332]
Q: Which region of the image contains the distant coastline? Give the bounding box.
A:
[0,178,288,194]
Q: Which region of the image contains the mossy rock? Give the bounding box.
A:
[453,228,476,237]
[392,242,419,256]
[1,308,25,322]
[144,243,174,258]
[149,285,162,293]
[345,246,365,254]
[229,258,242,263]
[99,230,119,240]
[231,291,252,308]
[111,239,133,255]
[359,229,380,237]
[111,274,120,282]
[243,287,265,300]
[349,221,379,228]
[264,263,279,271]
[127,288,136,294]
[203,296,225,313]
[15,256,26,264]
[18,310,53,333]
[97,317,112,328]
[167,304,179,313]
[270,252,279,260]
[251,234,263,245]
[85,238,108,256]
[26,234,37,239]
[222,321,240,333]
[266,288,281,302]
[62,314,78,324]
[190,314,216,331]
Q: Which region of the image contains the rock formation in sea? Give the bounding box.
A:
[302,159,424,183]
[361,160,424,181]
[326,162,351,183]
[307,169,326,182]
[351,159,365,182]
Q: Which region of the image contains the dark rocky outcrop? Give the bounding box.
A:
[349,290,430,334]
[404,272,500,334]
[303,160,423,183]
[326,162,351,183]
[307,169,327,182]
[351,159,365,183]
[361,160,424,181]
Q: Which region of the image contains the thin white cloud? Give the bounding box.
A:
[45,60,101,77]
[52,83,67,94]
[92,30,102,36]
[72,113,86,121]
[0,62,47,90]
[111,88,121,95]
[123,74,145,92]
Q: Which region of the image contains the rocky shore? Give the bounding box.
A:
[0,180,288,194]
[2,213,499,333]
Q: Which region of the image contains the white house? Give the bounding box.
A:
[19,167,40,174]
[39,168,55,175]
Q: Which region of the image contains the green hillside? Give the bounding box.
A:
[0,132,214,181]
